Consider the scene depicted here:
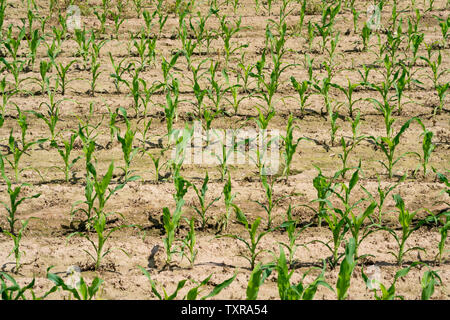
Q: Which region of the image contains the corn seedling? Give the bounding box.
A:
[255,174,285,229]
[32,60,51,95]
[88,41,104,97]
[0,273,43,300]
[70,170,96,229]
[110,10,125,39]
[26,29,41,67]
[436,212,450,265]
[3,218,31,273]
[192,171,221,230]
[116,108,139,181]
[333,166,378,258]
[146,147,169,182]
[214,173,235,232]
[0,156,40,235]
[277,247,333,300]
[50,132,81,183]
[290,77,311,117]
[207,61,234,113]
[94,9,107,34]
[180,217,198,268]
[74,28,94,70]
[331,79,361,119]
[435,83,449,116]
[219,205,273,270]
[281,114,305,181]
[278,205,311,267]
[246,263,273,300]
[314,1,341,54]
[55,59,78,96]
[421,268,442,300]
[414,123,435,177]
[361,262,420,300]
[351,7,360,33]
[368,117,419,179]
[337,113,366,177]
[420,46,445,91]
[384,194,427,265]
[224,70,247,115]
[163,78,180,136]
[162,199,185,265]
[336,237,357,300]
[30,85,68,141]
[217,15,248,67]
[139,266,236,300]
[69,210,132,271]
[5,109,47,181]
[361,174,405,224]
[109,53,132,94]
[46,267,103,300]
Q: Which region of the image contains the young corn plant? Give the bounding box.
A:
[276,247,333,300]
[3,218,31,273]
[46,267,103,300]
[361,23,371,52]
[368,117,419,179]
[361,262,420,300]
[337,112,366,177]
[414,123,435,177]
[54,59,78,96]
[5,109,47,182]
[216,15,248,67]
[290,77,311,117]
[35,60,51,94]
[116,108,139,182]
[139,266,236,300]
[88,41,105,97]
[110,10,125,39]
[162,199,185,266]
[436,212,450,265]
[246,263,273,300]
[435,83,449,116]
[192,171,221,230]
[278,205,311,267]
[0,273,44,300]
[384,194,427,266]
[74,28,94,70]
[220,174,236,232]
[30,85,68,142]
[281,114,305,181]
[50,132,81,183]
[336,238,357,300]
[109,53,132,94]
[206,61,234,113]
[361,174,405,224]
[420,268,442,300]
[255,173,287,230]
[163,78,180,136]
[224,70,248,115]
[331,79,361,119]
[333,166,378,259]
[180,217,198,269]
[0,156,40,236]
[420,46,446,92]
[219,205,274,270]
[314,1,341,54]
[68,162,135,270]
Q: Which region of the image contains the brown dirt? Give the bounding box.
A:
[0,0,449,300]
